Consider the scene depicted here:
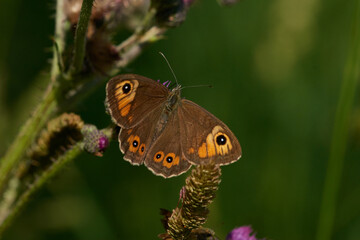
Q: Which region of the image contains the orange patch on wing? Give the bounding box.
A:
[173,156,180,165]
[127,135,134,144]
[188,148,195,154]
[154,151,164,162]
[117,94,134,110]
[121,104,131,116]
[115,86,124,99]
[115,80,139,112]
[198,143,207,158]
[128,115,133,122]
[197,126,233,158]
[127,129,133,135]
[206,134,216,157]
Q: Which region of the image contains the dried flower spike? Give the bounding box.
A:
[165,161,221,239]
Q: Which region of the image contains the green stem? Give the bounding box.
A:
[0,0,68,192]
[68,0,94,76]
[0,126,113,236]
[0,85,58,192]
[316,1,360,240]
[0,0,96,192]
[0,145,83,237]
[51,0,66,81]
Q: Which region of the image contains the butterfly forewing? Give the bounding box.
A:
[178,99,242,165]
[106,74,169,128]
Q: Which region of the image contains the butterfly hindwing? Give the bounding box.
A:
[119,104,164,166]
[145,111,192,178]
[106,74,169,128]
[178,99,242,165]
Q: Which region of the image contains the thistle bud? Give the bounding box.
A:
[82,124,109,156]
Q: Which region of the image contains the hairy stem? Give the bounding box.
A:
[0,0,96,192]
[0,125,113,236]
[0,0,171,235]
[0,85,58,192]
[316,1,360,240]
[0,144,82,237]
[0,0,69,192]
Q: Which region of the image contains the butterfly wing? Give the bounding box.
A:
[118,104,164,165]
[106,74,169,128]
[144,111,192,178]
[178,99,242,165]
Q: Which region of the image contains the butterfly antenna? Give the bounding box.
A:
[159,52,179,86]
[181,84,213,90]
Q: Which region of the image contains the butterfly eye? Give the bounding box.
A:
[122,83,131,94]
[216,134,227,146]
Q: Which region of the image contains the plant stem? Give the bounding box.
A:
[0,144,83,237]
[114,26,166,73]
[0,0,168,234]
[316,1,360,240]
[0,0,97,192]
[51,0,66,81]
[68,0,94,76]
[0,125,113,236]
[0,85,58,192]
[0,0,69,192]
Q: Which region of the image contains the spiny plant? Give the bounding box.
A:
[0,0,266,239]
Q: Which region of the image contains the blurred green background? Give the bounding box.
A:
[1,0,360,239]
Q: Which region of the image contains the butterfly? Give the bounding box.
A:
[105,74,242,178]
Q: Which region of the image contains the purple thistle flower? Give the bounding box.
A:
[226,226,264,240]
[157,79,172,88]
[98,136,109,151]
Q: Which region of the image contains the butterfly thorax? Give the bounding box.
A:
[151,86,181,141]
[166,86,181,111]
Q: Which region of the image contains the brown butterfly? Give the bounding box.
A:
[105,74,242,178]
